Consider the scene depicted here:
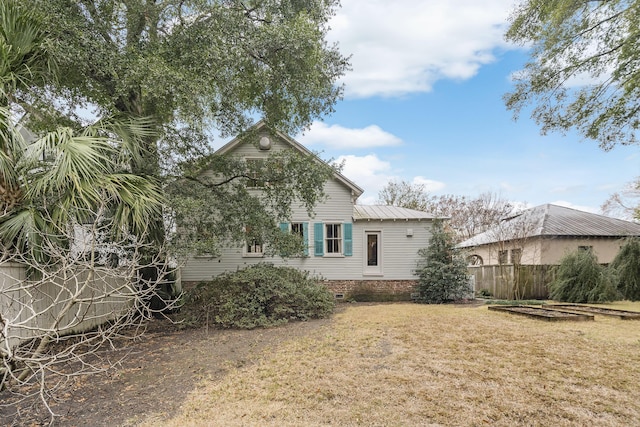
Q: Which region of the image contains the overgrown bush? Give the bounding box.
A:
[549,249,619,303]
[609,238,640,301]
[415,220,472,304]
[178,264,335,329]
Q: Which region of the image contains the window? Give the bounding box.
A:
[510,248,522,264]
[578,245,593,252]
[326,223,342,254]
[313,222,352,257]
[467,255,483,266]
[280,222,309,257]
[291,222,304,238]
[246,238,263,255]
[498,250,508,264]
[245,158,265,188]
[243,226,263,257]
[367,233,379,266]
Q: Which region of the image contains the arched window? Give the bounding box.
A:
[467,254,483,266]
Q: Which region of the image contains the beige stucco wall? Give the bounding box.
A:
[463,239,542,266]
[464,236,627,266]
[539,237,626,264]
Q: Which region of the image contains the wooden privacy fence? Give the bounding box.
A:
[468,265,555,300]
[1,262,134,350]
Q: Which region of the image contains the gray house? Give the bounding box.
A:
[180,122,439,299]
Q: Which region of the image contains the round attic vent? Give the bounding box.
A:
[259,136,272,150]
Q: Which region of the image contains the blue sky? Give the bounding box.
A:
[290,0,639,215]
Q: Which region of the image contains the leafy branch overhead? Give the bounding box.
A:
[505,0,640,149]
[17,0,349,249]
[168,146,336,257]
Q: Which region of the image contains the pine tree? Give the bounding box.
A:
[415,220,471,303]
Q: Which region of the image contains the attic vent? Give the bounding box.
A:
[259,136,272,150]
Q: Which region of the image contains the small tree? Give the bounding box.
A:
[549,249,618,303]
[609,238,640,301]
[415,220,471,304]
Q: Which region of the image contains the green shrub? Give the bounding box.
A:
[549,249,619,303]
[415,220,472,304]
[609,238,640,301]
[179,264,335,329]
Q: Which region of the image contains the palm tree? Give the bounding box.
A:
[0,2,168,402]
[0,1,164,258]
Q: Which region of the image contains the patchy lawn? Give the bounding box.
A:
[142,301,640,427]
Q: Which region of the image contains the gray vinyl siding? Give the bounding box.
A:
[181,178,358,281]
[181,216,434,282]
[179,130,432,282]
[354,220,433,280]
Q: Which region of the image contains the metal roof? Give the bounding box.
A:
[458,204,640,248]
[353,205,439,221]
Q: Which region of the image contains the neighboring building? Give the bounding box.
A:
[180,121,439,299]
[458,204,640,299]
[458,204,640,266]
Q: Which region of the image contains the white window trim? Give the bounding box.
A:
[242,224,264,258]
[324,221,344,257]
[245,157,266,188]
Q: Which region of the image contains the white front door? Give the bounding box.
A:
[364,231,382,275]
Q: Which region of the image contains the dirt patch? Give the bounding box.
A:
[0,313,336,426]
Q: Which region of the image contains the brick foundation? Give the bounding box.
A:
[324,280,418,301]
[181,279,419,302]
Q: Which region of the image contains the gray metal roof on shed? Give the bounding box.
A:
[458,204,640,248]
[353,205,438,221]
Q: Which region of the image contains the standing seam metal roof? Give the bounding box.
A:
[458,204,640,248]
[353,205,439,221]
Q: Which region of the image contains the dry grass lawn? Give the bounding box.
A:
[143,302,640,426]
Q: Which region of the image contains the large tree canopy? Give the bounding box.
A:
[17,0,348,252]
[0,1,163,259]
[505,0,640,150]
[20,0,348,168]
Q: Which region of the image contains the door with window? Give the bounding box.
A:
[364,231,382,275]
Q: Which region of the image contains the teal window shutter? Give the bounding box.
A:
[303,222,309,256]
[279,222,289,257]
[343,223,353,256]
[314,222,324,256]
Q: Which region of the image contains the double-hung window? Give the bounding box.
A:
[313,222,352,257]
[326,223,342,254]
[245,158,265,188]
[279,222,309,257]
[243,226,264,257]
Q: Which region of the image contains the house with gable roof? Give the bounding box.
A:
[180,121,440,299]
[458,204,640,298]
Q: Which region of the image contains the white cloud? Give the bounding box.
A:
[329,0,515,98]
[335,155,449,204]
[336,154,396,204]
[298,121,402,149]
[412,176,445,192]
